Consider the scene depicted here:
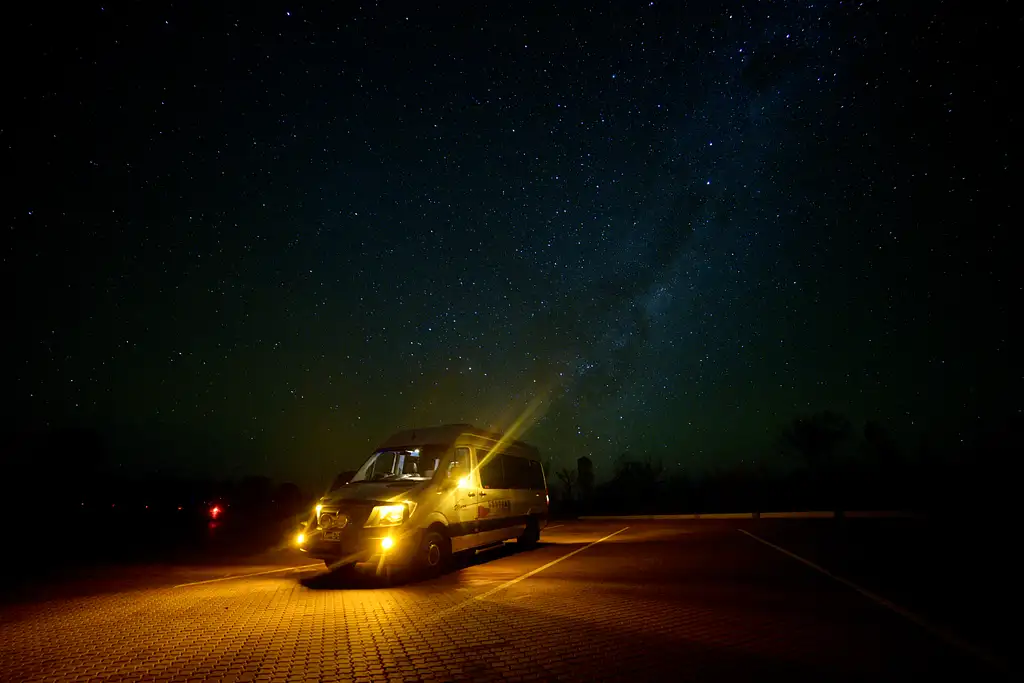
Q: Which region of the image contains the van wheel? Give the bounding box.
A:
[417,530,450,576]
[517,517,540,547]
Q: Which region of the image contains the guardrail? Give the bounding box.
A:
[579,510,927,520]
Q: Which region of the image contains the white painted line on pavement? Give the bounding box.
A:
[738,529,1008,673]
[174,563,323,588]
[581,512,760,520]
[426,526,629,623]
[471,526,629,603]
[545,524,564,529]
[580,510,927,520]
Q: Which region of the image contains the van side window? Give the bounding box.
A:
[477,448,504,489]
[501,454,532,489]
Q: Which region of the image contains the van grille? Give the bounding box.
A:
[317,512,348,530]
[317,501,375,529]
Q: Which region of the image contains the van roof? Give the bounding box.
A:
[377,423,538,455]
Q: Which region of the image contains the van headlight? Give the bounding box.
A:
[364,502,415,528]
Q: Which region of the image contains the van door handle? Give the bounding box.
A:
[466,492,476,497]
[478,492,487,497]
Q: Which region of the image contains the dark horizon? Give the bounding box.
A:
[5,408,1017,508]
[5,2,1018,492]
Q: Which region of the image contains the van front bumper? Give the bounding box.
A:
[299,526,420,566]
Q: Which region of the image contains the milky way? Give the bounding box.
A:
[7,2,1015,488]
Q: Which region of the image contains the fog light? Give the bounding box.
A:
[381,537,394,551]
[296,532,306,545]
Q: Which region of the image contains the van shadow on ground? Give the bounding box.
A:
[299,541,554,590]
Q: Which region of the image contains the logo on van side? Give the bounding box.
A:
[477,499,510,518]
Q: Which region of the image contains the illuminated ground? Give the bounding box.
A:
[0,521,1008,682]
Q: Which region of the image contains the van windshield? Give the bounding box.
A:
[350,445,446,483]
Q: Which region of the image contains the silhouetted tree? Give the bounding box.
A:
[577,456,594,503]
[556,467,577,502]
[236,475,273,511]
[863,421,898,464]
[275,482,302,516]
[857,420,904,507]
[614,457,664,489]
[778,411,854,510]
[780,411,853,471]
[598,455,665,512]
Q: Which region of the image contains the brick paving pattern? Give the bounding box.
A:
[0,523,1003,682]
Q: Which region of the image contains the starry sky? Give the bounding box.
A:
[6,1,1017,489]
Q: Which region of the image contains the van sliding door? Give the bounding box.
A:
[476,447,518,544]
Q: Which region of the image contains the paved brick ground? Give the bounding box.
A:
[0,522,1006,682]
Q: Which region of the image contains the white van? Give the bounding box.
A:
[298,424,549,575]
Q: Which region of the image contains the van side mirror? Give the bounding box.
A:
[438,462,468,491]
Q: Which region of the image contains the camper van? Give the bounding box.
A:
[298,424,549,575]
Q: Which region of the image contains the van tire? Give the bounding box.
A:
[517,517,541,547]
[416,529,450,576]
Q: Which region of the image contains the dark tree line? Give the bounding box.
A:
[4,410,1015,523]
[549,411,1018,519]
[0,427,314,521]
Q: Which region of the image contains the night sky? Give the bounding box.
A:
[6,2,1017,489]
